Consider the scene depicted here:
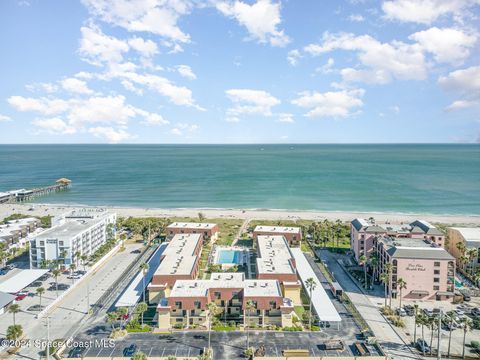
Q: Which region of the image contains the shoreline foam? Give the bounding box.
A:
[2,203,480,225]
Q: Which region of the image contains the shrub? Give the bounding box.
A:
[471,341,480,349]
[381,306,394,316]
[173,323,184,329]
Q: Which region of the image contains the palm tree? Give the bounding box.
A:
[305,277,317,330]
[384,263,393,307]
[80,254,88,271]
[36,287,45,308]
[428,316,436,355]
[418,314,427,356]
[412,304,419,343]
[69,263,76,281]
[466,248,478,275]
[397,278,407,309]
[136,302,148,326]
[245,300,256,352]
[446,310,455,358]
[107,311,117,330]
[461,317,472,359]
[369,254,379,282]
[198,212,206,222]
[117,307,128,328]
[139,262,150,302]
[60,249,68,266]
[379,272,389,307]
[52,268,61,297]
[74,251,81,268]
[206,302,217,353]
[359,255,368,289]
[6,325,23,340]
[8,304,20,326]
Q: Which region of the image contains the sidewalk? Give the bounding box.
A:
[316,249,422,360]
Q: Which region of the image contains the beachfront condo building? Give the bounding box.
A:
[166,222,219,242]
[0,217,41,250]
[447,227,480,274]
[29,208,116,268]
[156,272,295,329]
[253,225,302,246]
[148,233,203,302]
[373,236,455,301]
[351,218,445,261]
[149,232,300,329]
[255,235,302,305]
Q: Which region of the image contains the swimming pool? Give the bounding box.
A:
[217,249,242,264]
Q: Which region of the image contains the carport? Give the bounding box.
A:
[0,269,48,293]
[290,248,342,325]
[115,243,167,308]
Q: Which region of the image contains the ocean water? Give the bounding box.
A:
[0,144,479,215]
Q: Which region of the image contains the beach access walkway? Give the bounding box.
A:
[316,249,421,360]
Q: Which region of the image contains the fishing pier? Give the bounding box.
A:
[0,178,72,203]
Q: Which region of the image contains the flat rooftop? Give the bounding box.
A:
[35,213,111,241]
[378,237,455,260]
[169,273,282,298]
[0,269,48,293]
[256,235,296,275]
[254,225,301,234]
[155,233,202,276]
[0,217,39,238]
[167,222,217,230]
[450,227,480,243]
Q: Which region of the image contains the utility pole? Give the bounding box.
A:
[46,317,50,360]
[437,309,442,360]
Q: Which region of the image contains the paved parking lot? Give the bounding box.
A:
[69,331,358,360]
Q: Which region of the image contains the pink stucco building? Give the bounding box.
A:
[373,237,455,301]
[350,218,445,261]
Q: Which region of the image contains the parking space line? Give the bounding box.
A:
[148,347,153,356]
[161,347,165,357]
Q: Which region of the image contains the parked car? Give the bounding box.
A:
[455,309,466,317]
[462,293,471,302]
[5,264,15,270]
[416,339,430,353]
[117,313,129,321]
[471,308,480,317]
[14,291,28,301]
[423,309,434,317]
[67,274,82,280]
[0,268,8,275]
[123,344,137,357]
[404,305,415,316]
[396,307,407,317]
[75,270,87,275]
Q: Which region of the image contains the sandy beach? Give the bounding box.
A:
[1,203,480,225]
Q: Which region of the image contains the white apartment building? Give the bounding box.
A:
[29,208,116,268]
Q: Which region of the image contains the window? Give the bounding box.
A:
[175,301,182,309]
[194,301,201,309]
[360,240,364,245]
[434,278,440,283]
[269,301,277,309]
[433,286,440,291]
[40,241,44,246]
[434,262,440,267]
[232,291,239,299]
[434,270,440,275]
[59,241,64,246]
[214,292,221,300]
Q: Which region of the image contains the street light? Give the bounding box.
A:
[45,316,50,360]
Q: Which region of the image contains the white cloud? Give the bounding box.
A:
[128,37,159,58]
[277,113,294,123]
[438,65,480,110]
[81,0,192,43]
[136,110,170,126]
[409,27,477,64]
[304,32,427,84]
[171,122,198,135]
[176,65,197,80]
[60,78,94,94]
[31,118,77,134]
[225,116,240,123]
[0,114,12,122]
[88,126,133,143]
[348,14,365,22]
[315,57,335,74]
[382,0,479,24]
[217,0,290,47]
[292,88,365,118]
[8,96,70,115]
[25,82,58,93]
[79,23,129,66]
[287,49,301,66]
[225,89,281,118]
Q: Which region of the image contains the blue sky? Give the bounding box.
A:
[0,0,479,144]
